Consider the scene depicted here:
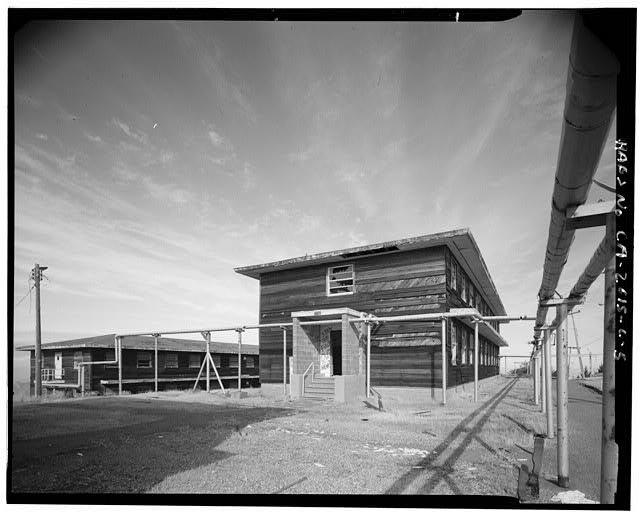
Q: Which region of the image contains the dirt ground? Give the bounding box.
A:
[9,376,599,501]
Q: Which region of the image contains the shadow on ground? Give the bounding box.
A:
[385,378,519,494]
[10,397,291,494]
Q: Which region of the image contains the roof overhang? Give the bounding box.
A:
[235,228,506,316]
[454,313,509,348]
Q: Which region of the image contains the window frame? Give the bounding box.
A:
[188,353,201,369]
[229,354,239,368]
[136,352,152,369]
[326,264,355,296]
[451,323,457,366]
[164,352,178,369]
[461,328,467,365]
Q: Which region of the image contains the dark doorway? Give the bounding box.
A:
[330,330,342,376]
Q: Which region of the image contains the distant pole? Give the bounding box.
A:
[556,303,570,488]
[571,314,586,379]
[32,263,47,398]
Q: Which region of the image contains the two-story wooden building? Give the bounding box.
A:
[234,228,507,401]
[19,334,259,396]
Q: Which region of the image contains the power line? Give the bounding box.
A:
[15,284,35,308]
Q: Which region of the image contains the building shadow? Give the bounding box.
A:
[10,398,292,495]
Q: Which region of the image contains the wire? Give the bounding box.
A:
[592,178,616,194]
[15,284,35,308]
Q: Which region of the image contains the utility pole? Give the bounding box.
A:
[31,263,47,398]
[570,313,586,379]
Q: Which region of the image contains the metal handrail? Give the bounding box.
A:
[302,362,314,395]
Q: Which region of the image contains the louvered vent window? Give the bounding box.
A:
[327,264,355,296]
[165,353,178,369]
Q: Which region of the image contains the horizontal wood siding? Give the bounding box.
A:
[259,247,447,383]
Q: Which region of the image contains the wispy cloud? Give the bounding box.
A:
[112,118,149,145]
[84,131,102,143]
[35,133,48,141]
[172,22,258,126]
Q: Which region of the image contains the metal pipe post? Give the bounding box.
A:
[366,321,371,398]
[533,350,539,405]
[600,215,617,504]
[540,345,546,414]
[117,336,122,395]
[154,335,159,393]
[282,328,287,398]
[206,332,211,393]
[556,303,570,488]
[237,329,243,392]
[441,317,447,405]
[473,321,479,402]
[544,331,554,438]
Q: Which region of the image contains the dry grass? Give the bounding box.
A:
[148,376,549,496]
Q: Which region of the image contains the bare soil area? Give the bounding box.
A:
[10,376,597,502]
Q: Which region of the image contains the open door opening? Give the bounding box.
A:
[330,330,342,376]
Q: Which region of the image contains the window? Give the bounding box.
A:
[461,329,467,365]
[165,353,178,369]
[327,264,355,295]
[189,354,201,368]
[212,354,221,368]
[451,262,457,291]
[244,356,255,369]
[229,355,239,368]
[451,325,457,366]
[461,273,467,302]
[137,352,152,368]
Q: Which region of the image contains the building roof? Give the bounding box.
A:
[234,228,506,316]
[17,334,259,355]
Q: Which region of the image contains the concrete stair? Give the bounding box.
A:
[303,376,335,400]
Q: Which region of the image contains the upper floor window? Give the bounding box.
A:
[327,264,355,296]
[451,262,458,291]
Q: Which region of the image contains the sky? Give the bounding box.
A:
[11,11,617,382]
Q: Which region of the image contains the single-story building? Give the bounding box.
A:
[234,228,507,401]
[19,334,259,396]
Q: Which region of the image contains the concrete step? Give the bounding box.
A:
[303,390,334,400]
[306,381,335,391]
[312,376,335,382]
